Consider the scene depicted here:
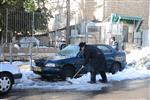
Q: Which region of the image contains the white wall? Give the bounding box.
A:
[142,30,149,46]
[147,3,150,46]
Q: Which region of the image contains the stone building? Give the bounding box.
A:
[82,0,149,30]
[25,0,150,47]
[79,0,150,46]
[104,0,149,30]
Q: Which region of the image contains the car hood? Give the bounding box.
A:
[45,55,79,64]
[47,54,68,60]
[34,54,78,66]
[0,63,21,74]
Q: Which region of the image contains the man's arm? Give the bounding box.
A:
[83,48,90,66]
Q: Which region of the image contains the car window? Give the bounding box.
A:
[97,45,112,53]
[76,51,84,58]
[58,45,79,56]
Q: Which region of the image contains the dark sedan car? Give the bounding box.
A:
[32,44,126,79]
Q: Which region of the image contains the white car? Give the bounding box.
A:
[0,63,22,95]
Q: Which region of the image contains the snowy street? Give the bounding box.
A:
[1,78,150,100]
[0,0,150,99]
[14,46,150,91]
[1,46,150,100]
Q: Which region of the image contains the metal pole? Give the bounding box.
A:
[29,43,32,68]
[85,21,88,43]
[83,0,88,43]
[9,43,13,64]
[28,12,34,68]
[103,0,105,20]
[66,0,70,44]
[149,2,150,46]
[55,31,57,47]
[6,8,8,43]
[32,12,35,37]
[74,12,77,43]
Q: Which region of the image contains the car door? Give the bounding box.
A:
[96,45,115,70]
[74,52,87,74]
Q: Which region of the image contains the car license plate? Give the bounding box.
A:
[33,67,41,72]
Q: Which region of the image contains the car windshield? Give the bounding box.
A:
[58,44,80,57]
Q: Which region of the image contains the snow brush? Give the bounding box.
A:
[66,65,85,84]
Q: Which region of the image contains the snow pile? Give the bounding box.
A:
[15,71,107,91]
[127,46,150,68]
[107,67,150,81]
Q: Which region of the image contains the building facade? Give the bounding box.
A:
[104,0,149,30]
[79,0,150,46]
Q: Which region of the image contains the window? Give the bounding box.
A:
[97,45,112,53]
[87,26,99,32]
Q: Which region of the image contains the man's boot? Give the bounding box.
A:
[99,79,108,83]
[99,71,108,83]
[87,81,96,84]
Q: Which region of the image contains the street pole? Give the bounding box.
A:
[149,2,150,46]
[32,12,35,37]
[85,21,88,43]
[6,8,8,44]
[66,0,70,44]
[29,43,32,69]
[9,43,12,64]
[103,0,105,20]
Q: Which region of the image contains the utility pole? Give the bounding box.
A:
[32,12,35,37]
[149,2,150,46]
[103,0,105,20]
[6,8,8,44]
[66,0,70,44]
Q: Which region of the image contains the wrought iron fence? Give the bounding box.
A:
[0,8,48,44]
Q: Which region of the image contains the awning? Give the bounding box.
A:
[111,13,142,24]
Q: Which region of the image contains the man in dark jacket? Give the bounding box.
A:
[79,42,108,83]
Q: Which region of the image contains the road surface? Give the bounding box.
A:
[1,78,150,100]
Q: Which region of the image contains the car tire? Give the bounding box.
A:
[61,65,75,80]
[0,73,13,95]
[111,62,121,74]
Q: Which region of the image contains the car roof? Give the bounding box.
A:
[66,44,114,49]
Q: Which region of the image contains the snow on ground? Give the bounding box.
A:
[127,46,150,65]
[13,46,150,91]
[15,71,108,91]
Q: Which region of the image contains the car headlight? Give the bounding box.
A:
[45,63,56,67]
[115,56,124,61]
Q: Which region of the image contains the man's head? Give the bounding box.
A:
[79,42,86,47]
[111,37,115,41]
[79,42,86,51]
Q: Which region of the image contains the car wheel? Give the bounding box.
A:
[61,65,75,80]
[0,73,13,95]
[111,63,121,74]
